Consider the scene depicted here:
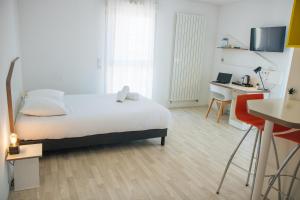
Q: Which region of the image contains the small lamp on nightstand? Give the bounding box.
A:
[9,133,20,154]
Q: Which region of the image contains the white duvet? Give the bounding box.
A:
[16,94,171,140]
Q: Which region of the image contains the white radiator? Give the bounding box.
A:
[169,13,206,103]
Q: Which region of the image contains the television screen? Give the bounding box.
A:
[250,26,286,52]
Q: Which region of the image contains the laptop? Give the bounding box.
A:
[213,72,232,84]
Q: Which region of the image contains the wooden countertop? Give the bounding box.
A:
[210,82,268,93]
[248,99,300,129]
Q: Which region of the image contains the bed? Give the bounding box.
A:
[6,58,170,152]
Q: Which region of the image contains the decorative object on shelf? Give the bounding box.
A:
[254,66,268,91]
[9,133,20,155]
[218,36,249,50]
[220,37,229,48]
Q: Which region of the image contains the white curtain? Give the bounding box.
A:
[105,0,156,98]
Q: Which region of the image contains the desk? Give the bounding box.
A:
[210,82,267,93]
[248,99,300,200]
[210,82,269,129]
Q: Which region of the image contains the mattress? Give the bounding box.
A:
[16,94,171,140]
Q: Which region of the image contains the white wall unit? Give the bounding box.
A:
[170,13,206,103]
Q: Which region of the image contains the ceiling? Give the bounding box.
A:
[191,0,244,5]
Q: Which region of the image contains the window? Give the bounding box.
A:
[105,0,156,98]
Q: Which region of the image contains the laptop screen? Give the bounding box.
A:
[216,73,232,84]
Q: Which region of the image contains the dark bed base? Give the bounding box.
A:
[20,129,167,152]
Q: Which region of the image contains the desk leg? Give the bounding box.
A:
[252,120,274,200]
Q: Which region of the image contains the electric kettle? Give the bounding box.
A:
[242,75,250,85]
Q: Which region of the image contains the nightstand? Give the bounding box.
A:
[6,144,42,191]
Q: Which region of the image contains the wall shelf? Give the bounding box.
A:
[217,34,279,70]
[217,47,249,50]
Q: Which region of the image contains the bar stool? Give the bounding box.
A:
[263,129,300,200]
[216,94,289,199]
[206,84,232,123]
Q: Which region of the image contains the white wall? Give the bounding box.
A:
[213,0,294,98]
[15,0,295,105]
[153,0,219,107]
[17,0,219,107]
[0,0,21,199]
[18,0,105,94]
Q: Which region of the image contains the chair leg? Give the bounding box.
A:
[271,136,282,200]
[206,98,215,119]
[286,158,300,199]
[221,103,225,115]
[262,144,300,200]
[246,129,259,186]
[217,102,224,123]
[216,126,253,194]
[250,132,262,200]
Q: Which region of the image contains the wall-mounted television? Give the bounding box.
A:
[250,26,286,52]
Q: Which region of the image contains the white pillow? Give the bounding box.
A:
[27,89,64,101]
[20,96,67,117]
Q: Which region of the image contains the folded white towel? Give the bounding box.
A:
[126,92,140,101]
[116,86,130,103]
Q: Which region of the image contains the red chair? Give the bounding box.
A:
[263,129,300,200]
[216,94,289,199]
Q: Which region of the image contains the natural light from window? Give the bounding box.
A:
[105,0,156,98]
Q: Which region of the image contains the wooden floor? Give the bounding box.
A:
[10,107,260,200]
